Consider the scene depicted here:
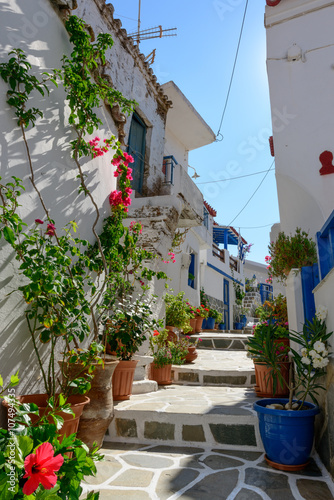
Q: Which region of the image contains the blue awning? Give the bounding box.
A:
[213,227,239,246]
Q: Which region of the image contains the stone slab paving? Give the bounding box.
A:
[82,442,334,499]
[172,349,255,386]
[106,385,261,449]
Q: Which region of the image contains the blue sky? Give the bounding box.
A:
[110,0,279,264]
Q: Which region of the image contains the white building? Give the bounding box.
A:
[265,0,334,476]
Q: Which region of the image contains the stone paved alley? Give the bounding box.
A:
[82,340,334,499]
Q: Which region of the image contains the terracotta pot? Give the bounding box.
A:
[112,359,138,401]
[185,346,198,363]
[254,362,290,397]
[274,337,290,348]
[195,316,204,333]
[60,357,119,449]
[188,317,197,334]
[166,325,178,342]
[3,394,90,441]
[148,363,172,385]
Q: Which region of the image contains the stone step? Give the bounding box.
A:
[106,385,262,451]
[188,333,250,351]
[171,349,255,387]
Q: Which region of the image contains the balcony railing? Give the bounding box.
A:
[229,255,238,272]
[212,244,225,263]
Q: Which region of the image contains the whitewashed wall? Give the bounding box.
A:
[0,0,167,396]
[266,0,334,238]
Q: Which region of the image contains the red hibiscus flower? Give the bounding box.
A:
[23,442,64,495]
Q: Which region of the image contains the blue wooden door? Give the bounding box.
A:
[224,279,230,330]
[127,113,146,194]
[301,264,320,323]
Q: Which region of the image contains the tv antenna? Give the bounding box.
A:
[128,0,177,48]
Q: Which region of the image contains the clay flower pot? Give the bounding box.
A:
[185,346,198,363]
[195,316,204,333]
[165,325,178,342]
[3,394,90,441]
[254,361,290,398]
[188,317,197,334]
[148,363,172,385]
[112,359,138,401]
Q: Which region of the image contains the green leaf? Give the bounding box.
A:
[3,226,15,245]
[10,372,19,387]
[0,375,3,388]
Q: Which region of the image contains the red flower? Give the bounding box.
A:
[35,219,44,225]
[153,330,160,336]
[23,442,64,495]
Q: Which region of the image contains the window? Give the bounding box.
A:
[127,113,146,194]
[188,253,195,289]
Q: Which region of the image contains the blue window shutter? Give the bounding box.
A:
[301,264,320,323]
[127,113,146,194]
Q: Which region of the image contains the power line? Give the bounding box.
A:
[196,167,274,185]
[238,223,276,229]
[228,160,275,226]
[216,0,249,141]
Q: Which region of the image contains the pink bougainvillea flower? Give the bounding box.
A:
[111,156,122,167]
[123,152,134,164]
[45,223,56,237]
[35,219,44,225]
[22,442,64,495]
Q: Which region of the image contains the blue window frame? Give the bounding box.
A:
[316,209,334,281]
[127,113,146,194]
[188,253,195,289]
[224,279,230,330]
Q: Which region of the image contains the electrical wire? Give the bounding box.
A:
[196,167,274,185]
[238,223,276,229]
[227,160,275,226]
[216,0,249,141]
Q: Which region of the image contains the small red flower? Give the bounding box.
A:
[153,330,160,336]
[45,223,56,237]
[35,219,44,225]
[23,442,64,495]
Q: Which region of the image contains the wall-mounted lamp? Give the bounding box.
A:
[188,165,200,179]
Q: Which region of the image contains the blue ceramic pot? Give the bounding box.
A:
[254,399,319,466]
[234,322,243,330]
[201,318,207,329]
[206,317,215,330]
[240,314,247,327]
[218,323,225,330]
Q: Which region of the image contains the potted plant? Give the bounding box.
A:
[164,292,193,336]
[234,305,249,330]
[247,321,290,397]
[268,228,318,283]
[148,329,174,385]
[253,307,332,470]
[179,335,203,363]
[108,294,163,400]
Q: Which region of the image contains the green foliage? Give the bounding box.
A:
[62,16,135,159]
[0,49,59,128]
[164,292,193,332]
[246,322,290,396]
[268,228,317,283]
[289,316,332,407]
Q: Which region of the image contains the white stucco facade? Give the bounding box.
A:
[265,0,334,476]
